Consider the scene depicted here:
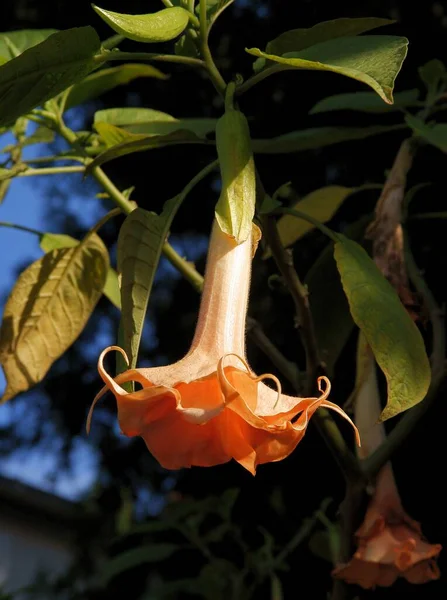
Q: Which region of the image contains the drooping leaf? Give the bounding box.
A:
[0,233,109,402]
[252,124,404,154]
[334,234,431,421]
[94,107,216,138]
[101,544,180,584]
[215,107,255,243]
[117,196,187,369]
[0,27,101,127]
[0,29,58,61]
[39,232,121,309]
[305,217,371,376]
[405,114,447,153]
[92,5,190,43]
[87,125,206,172]
[247,35,409,104]
[63,63,168,110]
[310,89,419,115]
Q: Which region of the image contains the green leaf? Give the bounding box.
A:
[305,217,370,376]
[175,32,199,58]
[266,17,395,57]
[39,232,121,309]
[88,125,206,172]
[101,544,180,584]
[204,0,235,28]
[334,235,431,421]
[0,27,101,128]
[63,63,168,111]
[94,107,216,138]
[405,114,447,153]
[418,58,446,91]
[92,5,190,43]
[310,89,419,115]
[270,186,360,252]
[215,107,255,243]
[252,124,404,154]
[0,179,11,205]
[0,29,58,61]
[247,35,409,104]
[0,232,109,402]
[118,197,186,369]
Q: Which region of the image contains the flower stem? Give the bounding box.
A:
[260,179,362,483]
[17,165,85,177]
[199,0,226,95]
[94,51,205,69]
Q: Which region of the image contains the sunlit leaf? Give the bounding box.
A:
[117,196,187,369]
[247,35,408,104]
[92,5,190,43]
[334,235,431,421]
[22,125,55,146]
[310,89,419,115]
[269,186,359,253]
[252,124,404,154]
[88,125,206,171]
[0,27,101,127]
[94,107,216,137]
[0,233,109,402]
[39,232,121,309]
[63,63,168,110]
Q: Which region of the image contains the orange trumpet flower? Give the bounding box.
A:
[333,344,441,588]
[89,221,359,474]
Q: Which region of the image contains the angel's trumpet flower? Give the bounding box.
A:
[333,343,441,588]
[89,221,359,474]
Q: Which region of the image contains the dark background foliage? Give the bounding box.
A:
[2,1,447,598]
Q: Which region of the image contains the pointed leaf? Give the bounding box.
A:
[94,107,216,138]
[87,125,206,172]
[334,235,431,421]
[0,233,109,402]
[247,35,409,104]
[118,196,186,368]
[0,29,58,61]
[64,63,168,110]
[92,5,190,43]
[252,124,404,154]
[405,114,447,153]
[0,27,101,127]
[310,89,419,115]
[39,232,120,309]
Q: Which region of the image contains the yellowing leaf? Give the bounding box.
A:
[271,186,357,253]
[334,235,431,421]
[39,232,120,309]
[0,233,109,402]
[247,35,408,104]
